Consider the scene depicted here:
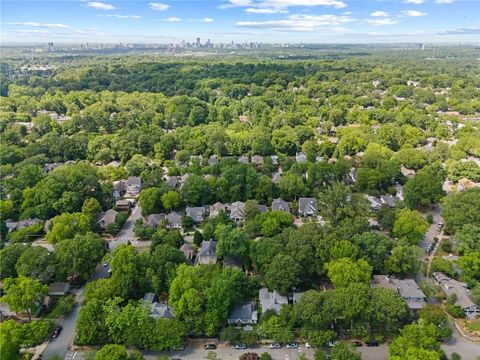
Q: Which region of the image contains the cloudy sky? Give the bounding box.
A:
[1,0,479,44]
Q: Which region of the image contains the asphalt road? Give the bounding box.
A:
[419,204,443,252]
[442,327,480,360]
[41,205,141,360]
[109,204,142,250]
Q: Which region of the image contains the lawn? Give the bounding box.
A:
[465,319,480,332]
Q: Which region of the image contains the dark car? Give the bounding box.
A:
[235,343,248,350]
[204,343,217,350]
[51,326,62,339]
[286,342,299,349]
[269,343,282,349]
[366,340,379,347]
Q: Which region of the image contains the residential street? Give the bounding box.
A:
[40,264,110,360]
[442,327,480,360]
[419,204,443,253]
[109,204,142,250]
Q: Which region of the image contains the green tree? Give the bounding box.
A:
[0,243,28,279]
[278,172,306,201]
[161,191,182,211]
[389,320,442,360]
[393,208,429,245]
[403,168,444,208]
[385,245,422,278]
[455,224,480,254]
[215,224,249,261]
[330,342,362,360]
[419,304,452,340]
[110,245,146,299]
[1,276,48,321]
[139,188,163,216]
[46,212,91,244]
[442,188,480,233]
[55,232,108,282]
[16,246,56,283]
[264,254,301,295]
[82,197,102,219]
[94,344,129,360]
[325,258,372,288]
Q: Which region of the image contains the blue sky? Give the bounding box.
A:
[1,0,479,44]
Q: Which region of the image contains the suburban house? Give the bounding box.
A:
[186,207,206,223]
[400,166,416,178]
[295,152,307,163]
[48,282,70,296]
[208,155,219,166]
[165,176,179,189]
[257,204,268,213]
[259,288,288,314]
[180,243,195,263]
[195,240,217,265]
[457,178,480,192]
[144,213,165,228]
[44,163,61,173]
[5,218,42,233]
[223,256,243,269]
[143,293,175,320]
[115,199,131,211]
[348,167,358,183]
[238,155,249,164]
[227,301,258,326]
[433,272,480,318]
[210,202,230,218]
[96,209,118,231]
[127,176,142,194]
[166,212,183,229]
[372,275,426,310]
[394,183,404,201]
[380,195,398,208]
[298,198,317,217]
[252,155,264,166]
[271,155,279,166]
[112,180,127,199]
[230,201,245,224]
[365,195,382,210]
[271,198,290,213]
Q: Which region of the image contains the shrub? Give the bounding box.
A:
[446,304,466,318]
[7,222,44,243]
[115,212,129,227]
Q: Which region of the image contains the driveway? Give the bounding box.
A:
[109,204,142,250]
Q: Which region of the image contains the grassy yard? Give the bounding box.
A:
[465,319,480,332]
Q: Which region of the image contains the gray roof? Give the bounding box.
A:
[145,213,165,227]
[127,176,141,186]
[259,288,288,314]
[143,292,157,303]
[296,152,307,163]
[272,198,290,213]
[238,155,249,164]
[257,204,268,213]
[5,218,42,233]
[150,302,175,319]
[298,198,317,215]
[195,240,217,265]
[48,282,70,295]
[252,155,264,165]
[186,207,206,222]
[166,177,179,188]
[272,172,281,184]
[208,155,219,165]
[112,180,127,191]
[228,301,258,322]
[180,243,195,262]
[271,155,279,165]
[230,201,245,221]
[365,195,382,210]
[97,209,118,228]
[167,212,182,226]
[380,195,397,207]
[433,272,477,310]
[210,202,229,217]
[372,275,426,310]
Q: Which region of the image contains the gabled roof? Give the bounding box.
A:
[145,213,165,227]
[197,240,217,258]
[166,212,182,225]
[272,198,290,213]
[259,288,288,314]
[186,207,206,222]
[252,155,264,165]
[228,301,258,322]
[298,198,317,214]
[296,152,307,163]
[180,243,195,262]
[127,176,142,186]
[97,209,118,226]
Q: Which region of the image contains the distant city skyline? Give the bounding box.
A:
[1,0,479,44]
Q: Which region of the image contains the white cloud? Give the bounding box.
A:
[259,0,346,8]
[150,2,170,11]
[404,0,425,4]
[200,17,215,22]
[13,22,70,28]
[14,29,50,34]
[236,13,354,31]
[87,2,115,10]
[402,10,427,16]
[219,0,253,9]
[162,17,181,22]
[365,18,398,26]
[370,11,388,17]
[104,14,142,19]
[436,0,455,3]
[245,7,287,14]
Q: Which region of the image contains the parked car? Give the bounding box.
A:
[235,343,248,350]
[171,346,184,351]
[328,341,337,347]
[269,343,282,349]
[286,342,299,349]
[204,344,217,350]
[51,326,62,339]
[352,340,363,347]
[366,340,379,347]
[305,343,311,348]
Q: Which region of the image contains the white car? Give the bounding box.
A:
[305,343,311,348]
[328,341,337,347]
